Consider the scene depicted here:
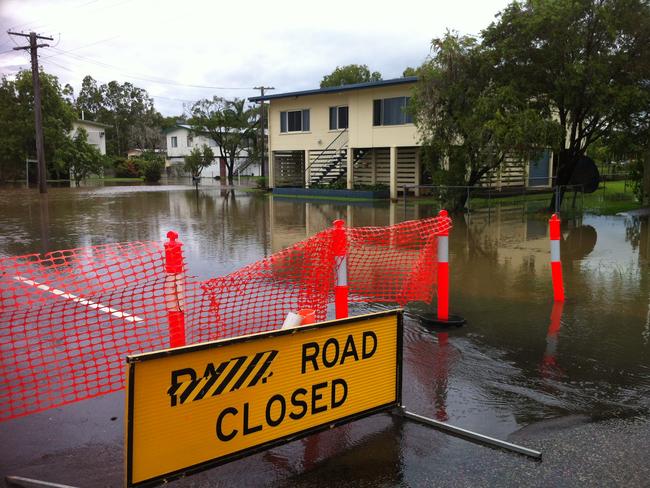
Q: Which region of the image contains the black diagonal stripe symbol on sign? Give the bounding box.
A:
[168,350,279,406]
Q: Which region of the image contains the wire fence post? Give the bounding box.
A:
[549,214,565,302]
[436,210,451,321]
[332,219,349,319]
[164,230,186,348]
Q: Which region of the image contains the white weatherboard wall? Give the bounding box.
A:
[166,126,259,176]
[71,120,107,155]
[166,127,217,160]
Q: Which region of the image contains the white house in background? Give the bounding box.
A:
[71,119,110,155]
[164,124,261,177]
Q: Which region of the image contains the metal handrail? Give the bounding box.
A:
[304,129,349,174]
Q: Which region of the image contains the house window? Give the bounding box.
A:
[372,97,413,126]
[329,106,349,130]
[280,109,310,133]
[187,135,193,147]
[171,136,178,148]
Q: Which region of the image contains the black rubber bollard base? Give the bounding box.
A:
[412,312,466,327]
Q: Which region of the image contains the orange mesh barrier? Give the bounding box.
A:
[347,216,444,304]
[0,215,451,421]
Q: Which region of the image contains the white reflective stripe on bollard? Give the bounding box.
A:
[550,240,561,262]
[335,255,348,286]
[437,235,449,263]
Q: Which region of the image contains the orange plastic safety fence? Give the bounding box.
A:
[347,216,448,305]
[0,216,450,421]
[195,229,335,343]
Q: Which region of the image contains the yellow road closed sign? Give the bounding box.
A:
[125,310,403,487]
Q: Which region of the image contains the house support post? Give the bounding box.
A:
[414,148,421,197]
[346,148,354,190]
[268,150,275,189]
[305,150,310,188]
[390,146,398,201]
[370,149,376,185]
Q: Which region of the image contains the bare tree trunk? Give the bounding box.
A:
[227,157,235,184]
[549,149,579,212]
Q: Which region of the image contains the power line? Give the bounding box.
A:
[8,0,130,33]
[50,47,255,91]
[44,58,76,73]
[41,35,121,60]
[9,54,231,109]
[41,57,197,103]
[38,57,203,109]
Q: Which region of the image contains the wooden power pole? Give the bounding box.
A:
[9,31,54,194]
[253,86,274,178]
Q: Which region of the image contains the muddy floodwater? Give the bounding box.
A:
[0,182,649,487]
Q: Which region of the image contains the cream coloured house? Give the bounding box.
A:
[251,77,421,199]
[251,77,554,199]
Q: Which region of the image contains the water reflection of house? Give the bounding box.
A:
[465,207,553,275]
[269,195,558,272]
[464,207,601,280]
[269,197,403,253]
[250,78,554,200]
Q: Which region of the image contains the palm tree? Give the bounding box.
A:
[189,97,256,184]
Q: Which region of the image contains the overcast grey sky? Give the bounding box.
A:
[0,0,512,116]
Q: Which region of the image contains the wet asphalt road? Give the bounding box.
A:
[2,407,649,487]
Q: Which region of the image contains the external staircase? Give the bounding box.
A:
[307,130,370,187]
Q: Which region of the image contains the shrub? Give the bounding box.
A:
[630,158,645,203]
[255,176,268,189]
[141,158,164,183]
[114,158,142,178]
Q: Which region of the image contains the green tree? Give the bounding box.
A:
[413,32,559,208]
[402,66,419,77]
[76,76,163,156]
[320,64,382,87]
[246,103,267,173]
[482,0,650,209]
[184,144,215,178]
[189,97,256,183]
[161,115,186,131]
[139,151,165,183]
[55,127,105,186]
[0,69,76,182]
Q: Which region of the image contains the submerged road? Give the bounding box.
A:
[1,186,648,487]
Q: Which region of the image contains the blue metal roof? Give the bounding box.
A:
[248,76,418,102]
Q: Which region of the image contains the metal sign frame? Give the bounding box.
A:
[125,309,403,488]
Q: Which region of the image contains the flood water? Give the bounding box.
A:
[0,182,649,487]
